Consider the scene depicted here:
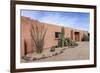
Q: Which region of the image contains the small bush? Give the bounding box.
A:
[64,38,78,47]
[50,46,55,52]
[23,56,31,61]
[82,34,89,41]
[70,41,78,46]
[55,45,59,48]
[36,48,43,54]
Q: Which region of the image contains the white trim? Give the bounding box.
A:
[16,4,94,69]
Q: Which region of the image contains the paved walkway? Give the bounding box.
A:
[32,42,89,62]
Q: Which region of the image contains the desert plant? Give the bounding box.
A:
[31,22,47,54]
[70,41,78,47]
[55,45,59,48]
[64,38,78,47]
[50,46,55,52]
[58,27,65,47]
[36,48,43,54]
[82,34,89,41]
[61,27,65,47]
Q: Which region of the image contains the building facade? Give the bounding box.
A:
[21,16,88,58]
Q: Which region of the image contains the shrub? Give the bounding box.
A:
[70,41,78,46]
[23,56,31,61]
[36,48,43,54]
[64,38,78,47]
[50,46,55,52]
[82,34,89,41]
[31,23,47,54]
[55,45,59,48]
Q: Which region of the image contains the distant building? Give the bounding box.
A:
[21,16,89,58]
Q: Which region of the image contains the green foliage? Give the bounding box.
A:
[50,46,55,52]
[82,34,89,41]
[60,27,65,47]
[36,48,43,54]
[55,45,59,48]
[64,38,78,47]
[58,27,78,48]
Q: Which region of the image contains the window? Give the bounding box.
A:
[55,32,61,38]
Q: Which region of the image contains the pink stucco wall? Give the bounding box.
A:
[21,16,88,58]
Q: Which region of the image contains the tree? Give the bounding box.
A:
[31,22,47,54]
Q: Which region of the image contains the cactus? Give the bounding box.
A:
[31,23,47,54]
[60,27,65,47]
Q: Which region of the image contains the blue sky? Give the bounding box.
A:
[21,10,90,31]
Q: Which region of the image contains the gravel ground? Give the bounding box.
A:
[22,42,89,62]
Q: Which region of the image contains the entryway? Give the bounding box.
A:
[74,32,80,41]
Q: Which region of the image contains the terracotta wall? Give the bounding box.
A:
[21,16,88,57]
[43,23,61,48]
[21,16,36,57]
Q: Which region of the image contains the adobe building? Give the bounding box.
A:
[21,16,89,58]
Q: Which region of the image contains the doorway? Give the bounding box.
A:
[24,40,27,55]
[74,32,80,41]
